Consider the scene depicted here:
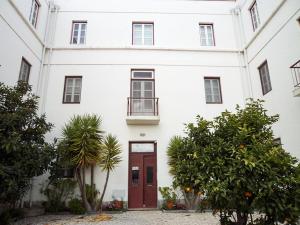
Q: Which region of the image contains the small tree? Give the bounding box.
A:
[60,114,103,212]
[167,118,212,209]
[167,99,300,224]
[97,134,122,212]
[0,81,55,208]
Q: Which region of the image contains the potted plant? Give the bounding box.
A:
[159,187,177,210]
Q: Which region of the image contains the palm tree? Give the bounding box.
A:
[97,134,122,212]
[62,114,103,212]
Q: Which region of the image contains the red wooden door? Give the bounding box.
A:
[128,142,157,209]
[143,155,157,208]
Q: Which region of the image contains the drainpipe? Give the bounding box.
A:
[231,6,253,99]
[40,3,60,114]
[36,0,53,108]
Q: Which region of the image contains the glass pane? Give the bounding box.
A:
[65,95,72,102]
[81,23,86,31]
[74,87,81,94]
[146,167,153,184]
[132,81,141,90]
[133,71,153,79]
[75,78,81,86]
[144,38,153,45]
[132,99,142,112]
[133,24,142,45]
[206,94,212,103]
[132,169,139,184]
[66,78,74,86]
[144,81,153,90]
[74,23,79,30]
[66,87,72,94]
[73,95,80,102]
[144,91,153,98]
[131,143,154,152]
[144,99,153,110]
[132,91,141,98]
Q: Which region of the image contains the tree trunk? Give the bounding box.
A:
[76,168,83,194]
[82,166,92,212]
[91,164,95,209]
[97,169,110,212]
[236,211,248,225]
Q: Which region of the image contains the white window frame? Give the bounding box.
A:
[71,21,87,45]
[199,24,215,46]
[258,61,272,95]
[249,1,260,31]
[132,23,154,46]
[18,58,31,83]
[63,76,82,103]
[29,0,39,27]
[204,77,222,104]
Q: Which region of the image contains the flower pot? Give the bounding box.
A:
[166,200,174,210]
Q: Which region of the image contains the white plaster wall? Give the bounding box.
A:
[52,0,237,50]
[237,0,283,44]
[42,57,244,202]
[0,0,48,91]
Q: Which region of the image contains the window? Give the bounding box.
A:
[258,61,272,95]
[29,0,39,27]
[249,1,260,31]
[19,58,31,82]
[130,70,155,115]
[71,22,87,44]
[199,24,215,46]
[132,23,154,45]
[204,77,222,104]
[63,76,82,103]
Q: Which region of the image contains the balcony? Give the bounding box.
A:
[126,97,160,125]
[290,60,300,97]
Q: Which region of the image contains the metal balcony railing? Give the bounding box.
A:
[127,97,159,116]
[290,60,300,87]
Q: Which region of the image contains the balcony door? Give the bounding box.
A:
[131,70,155,115]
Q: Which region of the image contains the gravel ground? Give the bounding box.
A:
[13,211,220,225]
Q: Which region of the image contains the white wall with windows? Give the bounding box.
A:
[1,0,300,204]
[0,0,49,92]
[236,0,300,159]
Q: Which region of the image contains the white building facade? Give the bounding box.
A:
[0,0,299,208]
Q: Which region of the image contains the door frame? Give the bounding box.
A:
[128,141,157,209]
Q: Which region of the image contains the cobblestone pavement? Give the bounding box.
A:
[13,211,220,225]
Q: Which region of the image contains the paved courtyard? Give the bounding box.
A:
[13,211,220,225]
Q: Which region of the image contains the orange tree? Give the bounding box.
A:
[167,100,300,224]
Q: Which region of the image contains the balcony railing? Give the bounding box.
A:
[127,97,159,116]
[290,60,300,87]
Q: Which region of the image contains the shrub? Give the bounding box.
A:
[68,199,86,214]
[167,100,300,224]
[0,208,24,225]
[0,81,55,208]
[42,178,77,213]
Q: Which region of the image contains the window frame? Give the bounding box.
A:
[70,21,87,45]
[204,77,223,104]
[130,69,155,97]
[18,57,31,83]
[199,23,215,46]
[29,0,40,28]
[132,22,154,46]
[258,60,272,95]
[249,1,260,31]
[62,76,83,104]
